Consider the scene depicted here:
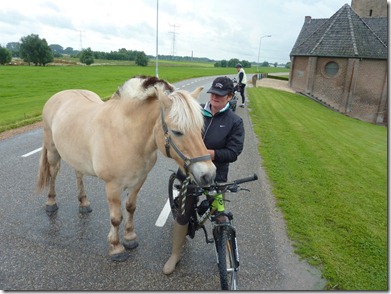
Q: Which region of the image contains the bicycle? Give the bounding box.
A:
[229,77,238,112]
[168,172,258,290]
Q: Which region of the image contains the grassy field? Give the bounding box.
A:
[0,62,287,132]
[247,87,387,290]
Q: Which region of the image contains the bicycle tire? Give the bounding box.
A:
[168,172,180,220]
[215,227,239,290]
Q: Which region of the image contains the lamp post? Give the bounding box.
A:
[155,0,159,78]
[257,35,272,72]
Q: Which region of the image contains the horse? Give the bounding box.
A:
[36,75,216,262]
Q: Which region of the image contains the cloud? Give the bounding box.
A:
[0,0,350,62]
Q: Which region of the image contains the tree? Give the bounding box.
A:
[220,60,228,67]
[64,47,75,55]
[6,42,20,57]
[240,60,251,68]
[228,58,240,67]
[49,44,64,57]
[135,51,148,66]
[19,34,53,66]
[37,38,54,65]
[0,46,12,65]
[79,47,94,65]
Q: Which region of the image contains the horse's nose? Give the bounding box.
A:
[191,162,216,187]
[199,172,215,187]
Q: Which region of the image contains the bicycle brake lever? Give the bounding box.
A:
[228,184,239,192]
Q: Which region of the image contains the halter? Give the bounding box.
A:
[160,108,211,174]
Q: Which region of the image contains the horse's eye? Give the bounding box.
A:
[171,130,183,137]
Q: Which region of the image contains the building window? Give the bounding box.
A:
[325,61,339,77]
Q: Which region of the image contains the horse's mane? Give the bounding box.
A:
[114,76,203,132]
[168,90,204,133]
[114,76,175,100]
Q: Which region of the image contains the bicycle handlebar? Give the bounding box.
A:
[173,173,258,195]
[232,173,258,185]
[211,173,258,192]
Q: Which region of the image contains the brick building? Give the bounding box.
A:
[289,0,387,124]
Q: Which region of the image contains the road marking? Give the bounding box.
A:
[155,199,171,227]
[21,147,42,158]
[155,190,178,227]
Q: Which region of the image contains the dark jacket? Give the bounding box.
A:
[202,102,244,182]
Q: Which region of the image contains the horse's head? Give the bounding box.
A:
[156,85,216,187]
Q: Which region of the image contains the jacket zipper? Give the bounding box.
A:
[203,117,214,141]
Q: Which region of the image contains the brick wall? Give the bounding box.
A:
[351,0,387,17]
[290,56,388,124]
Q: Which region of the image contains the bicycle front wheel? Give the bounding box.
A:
[216,227,239,290]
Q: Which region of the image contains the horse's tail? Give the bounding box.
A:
[36,145,50,194]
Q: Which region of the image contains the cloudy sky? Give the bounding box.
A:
[1,0,350,63]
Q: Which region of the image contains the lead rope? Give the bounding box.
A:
[178,175,191,215]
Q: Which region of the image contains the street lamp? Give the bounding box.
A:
[257,35,272,72]
[155,0,159,78]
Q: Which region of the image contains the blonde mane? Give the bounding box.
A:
[168,90,204,133]
[114,76,203,133]
[114,76,174,100]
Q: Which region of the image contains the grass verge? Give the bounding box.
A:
[247,87,387,290]
[0,64,288,133]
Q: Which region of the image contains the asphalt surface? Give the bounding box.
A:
[0,76,326,290]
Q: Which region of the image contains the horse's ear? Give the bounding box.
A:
[190,87,203,99]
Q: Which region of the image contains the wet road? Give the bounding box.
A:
[0,76,325,290]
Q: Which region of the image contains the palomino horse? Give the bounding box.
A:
[36,76,216,261]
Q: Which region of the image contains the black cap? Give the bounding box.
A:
[206,76,234,96]
[235,63,242,68]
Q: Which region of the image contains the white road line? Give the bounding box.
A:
[155,199,171,227]
[155,190,178,227]
[21,147,42,158]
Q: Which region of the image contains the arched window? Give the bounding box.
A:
[325,61,339,77]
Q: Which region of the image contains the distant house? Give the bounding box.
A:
[289,0,387,124]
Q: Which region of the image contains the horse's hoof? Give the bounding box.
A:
[46,203,58,213]
[123,240,139,250]
[79,205,92,214]
[110,251,130,262]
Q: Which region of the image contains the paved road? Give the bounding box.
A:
[0,76,325,290]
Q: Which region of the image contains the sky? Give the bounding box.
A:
[0,0,352,63]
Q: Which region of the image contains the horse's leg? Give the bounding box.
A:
[105,181,129,262]
[75,171,92,213]
[123,186,143,250]
[46,146,61,213]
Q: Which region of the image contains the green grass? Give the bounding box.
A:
[0,65,220,131]
[0,62,287,132]
[247,87,387,290]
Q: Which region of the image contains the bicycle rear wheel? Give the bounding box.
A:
[168,172,181,220]
[215,227,239,290]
